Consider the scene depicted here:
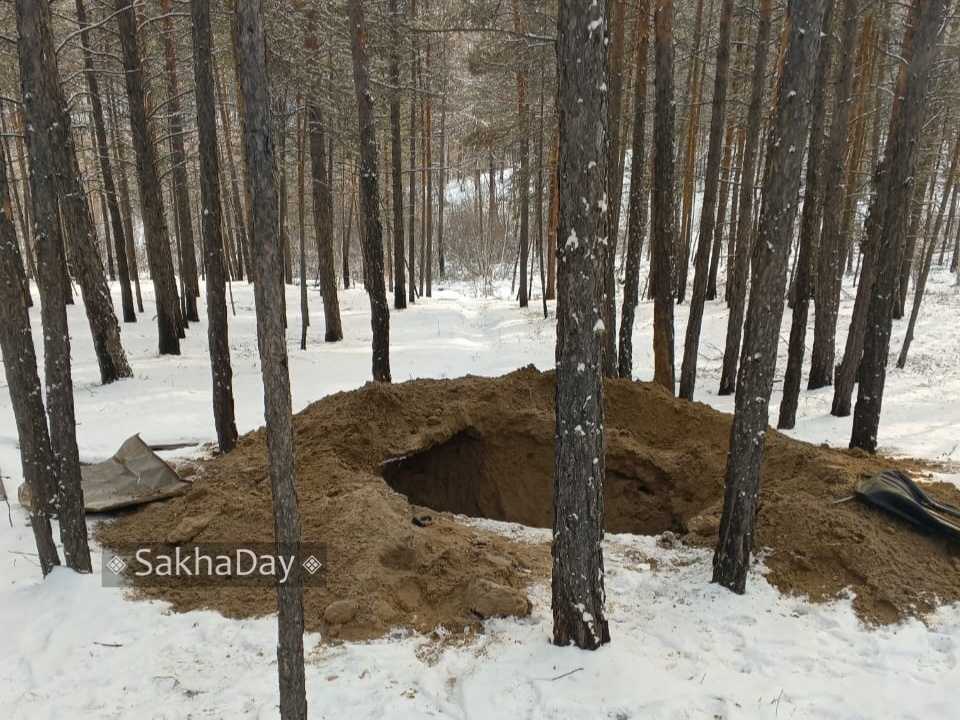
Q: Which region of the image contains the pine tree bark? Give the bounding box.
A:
[116,0,182,355]
[679,0,734,400]
[408,0,419,305]
[160,0,200,323]
[104,87,145,312]
[234,3,307,718]
[348,0,392,383]
[718,0,773,395]
[0,139,60,576]
[23,0,133,385]
[602,0,627,375]
[713,0,826,593]
[388,0,406,309]
[651,0,677,393]
[75,0,135,324]
[833,7,918,418]
[307,105,344,342]
[851,0,947,452]
[617,0,651,379]
[513,0,531,310]
[809,0,863,389]
[777,0,837,429]
[553,0,610,651]
[191,0,238,454]
[706,118,736,301]
[15,0,93,573]
[675,0,707,304]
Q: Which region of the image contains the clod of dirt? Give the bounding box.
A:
[97,367,960,638]
[323,599,359,625]
[466,579,532,618]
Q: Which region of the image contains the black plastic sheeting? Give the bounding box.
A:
[855,470,960,540]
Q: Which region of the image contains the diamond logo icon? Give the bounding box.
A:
[302,555,323,575]
[106,555,127,575]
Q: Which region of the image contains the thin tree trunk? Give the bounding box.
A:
[191,0,238,454]
[650,0,677,393]
[214,57,250,280]
[513,0,530,309]
[15,0,93,573]
[307,105,343,342]
[675,0,707,304]
[718,0,773,396]
[116,0,182,355]
[104,85,145,312]
[297,105,310,349]
[234,4,307,719]
[810,0,866,389]
[546,127,559,300]
[777,0,837,429]
[851,0,947,452]
[617,0,650,379]
[713,0,826,593]
[160,0,200,322]
[0,137,60,575]
[408,0,418,305]
[553,0,610,651]
[679,0,734,400]
[706,117,736,301]
[388,0,406,309]
[348,0,392,383]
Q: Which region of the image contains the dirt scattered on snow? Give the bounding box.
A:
[97,367,960,637]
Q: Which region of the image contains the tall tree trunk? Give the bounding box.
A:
[617,0,650,379]
[234,4,307,719]
[809,0,865,389]
[105,85,145,312]
[0,137,60,576]
[298,105,310,348]
[679,0,734,400]
[675,0,707,304]
[650,0,677,393]
[833,9,914,418]
[851,0,947,452]
[546,128,559,300]
[718,0,773,396]
[713,0,826,593]
[116,0,182,354]
[15,0,93,573]
[553,0,610,651]
[602,0,627,375]
[706,117,736,301]
[437,38,447,283]
[192,0,238,454]
[307,105,344,342]
[214,57,250,280]
[423,5,434,299]
[160,0,200,322]
[75,0,136,323]
[513,0,530,309]
[388,0,406,308]
[348,0,392,383]
[408,0,419,305]
[26,1,133,385]
[777,0,837,429]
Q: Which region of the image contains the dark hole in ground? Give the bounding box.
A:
[382,427,687,535]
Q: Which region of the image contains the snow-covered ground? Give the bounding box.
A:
[2,267,959,719]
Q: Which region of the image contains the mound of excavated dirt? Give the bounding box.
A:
[97,367,960,637]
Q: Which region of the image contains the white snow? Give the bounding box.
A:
[1,268,959,719]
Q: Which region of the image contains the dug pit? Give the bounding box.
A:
[97,367,960,637]
[382,427,687,536]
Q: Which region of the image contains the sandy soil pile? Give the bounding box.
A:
[98,367,960,637]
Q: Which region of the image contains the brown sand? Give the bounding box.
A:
[97,367,960,637]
